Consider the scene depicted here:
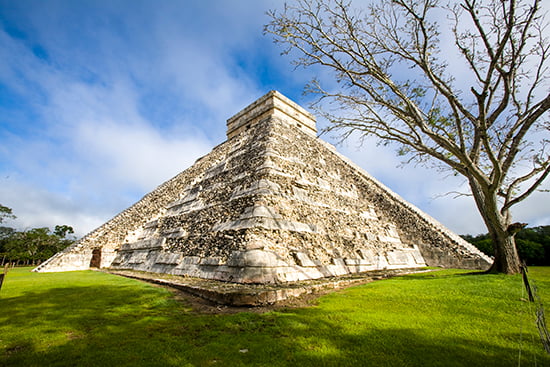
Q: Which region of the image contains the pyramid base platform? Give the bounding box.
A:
[107,267,433,307]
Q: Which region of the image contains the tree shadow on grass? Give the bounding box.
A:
[1,281,548,366]
[264,307,549,367]
[1,284,196,366]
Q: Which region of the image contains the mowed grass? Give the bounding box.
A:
[1,267,549,366]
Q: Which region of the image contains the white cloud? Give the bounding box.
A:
[0,179,105,237]
[74,118,211,191]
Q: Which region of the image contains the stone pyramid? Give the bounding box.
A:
[35,91,491,282]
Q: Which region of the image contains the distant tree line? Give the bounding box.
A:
[462,226,550,266]
[0,204,75,266]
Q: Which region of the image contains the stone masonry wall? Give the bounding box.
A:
[36,92,491,280]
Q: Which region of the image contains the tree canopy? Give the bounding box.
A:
[266,0,550,274]
[0,205,75,266]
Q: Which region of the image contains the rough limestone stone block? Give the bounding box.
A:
[325,264,349,277]
[173,264,200,276]
[386,251,413,266]
[331,258,346,266]
[364,233,377,242]
[344,258,371,266]
[283,266,325,281]
[292,252,317,267]
[150,264,175,273]
[144,220,159,229]
[166,191,199,209]
[357,249,375,264]
[128,251,148,264]
[410,246,426,265]
[374,254,389,268]
[200,257,223,266]
[360,207,378,220]
[180,256,201,265]
[203,161,226,180]
[355,264,377,273]
[231,179,281,199]
[276,270,302,282]
[240,205,282,219]
[227,249,285,268]
[100,249,118,268]
[156,252,182,265]
[347,265,359,274]
[162,227,188,239]
[120,238,165,251]
[235,266,279,283]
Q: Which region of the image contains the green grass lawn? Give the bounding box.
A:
[1,267,549,366]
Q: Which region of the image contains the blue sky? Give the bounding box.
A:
[1,0,548,237]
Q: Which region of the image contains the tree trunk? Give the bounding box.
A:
[487,227,522,274]
[468,177,522,274]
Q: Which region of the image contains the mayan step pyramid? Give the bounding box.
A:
[35,91,492,282]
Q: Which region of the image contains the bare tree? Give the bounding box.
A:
[266,0,550,274]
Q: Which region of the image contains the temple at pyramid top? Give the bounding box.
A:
[35,90,491,283]
[226,90,317,139]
